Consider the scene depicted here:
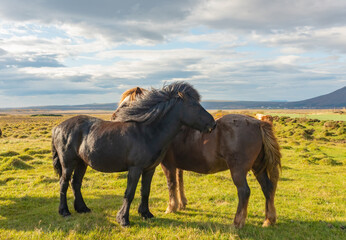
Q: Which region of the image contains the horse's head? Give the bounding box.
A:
[171,84,216,133]
[255,114,273,124]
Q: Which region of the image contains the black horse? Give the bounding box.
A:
[51,82,216,226]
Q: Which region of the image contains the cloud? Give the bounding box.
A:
[0,54,64,69]
[1,0,346,45]
[0,0,199,44]
[0,0,345,107]
[190,0,346,31]
[0,48,344,106]
[253,26,346,54]
[0,48,7,55]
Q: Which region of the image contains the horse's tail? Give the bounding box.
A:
[52,127,62,178]
[259,121,282,186]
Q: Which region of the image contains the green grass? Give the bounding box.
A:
[0,114,345,239]
[269,113,346,121]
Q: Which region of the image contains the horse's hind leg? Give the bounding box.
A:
[176,169,187,210]
[230,169,250,228]
[138,168,155,219]
[72,160,90,213]
[161,163,179,213]
[59,163,75,217]
[255,171,277,227]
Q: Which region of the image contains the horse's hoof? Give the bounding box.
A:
[76,206,91,213]
[233,221,245,229]
[181,198,188,207]
[140,211,154,219]
[262,219,274,227]
[165,205,178,214]
[116,214,130,227]
[117,218,130,227]
[178,203,186,210]
[59,209,71,217]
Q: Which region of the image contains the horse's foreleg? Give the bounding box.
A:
[138,168,155,219]
[116,167,141,226]
[161,163,179,213]
[255,170,277,227]
[72,160,90,213]
[176,169,187,210]
[230,170,250,229]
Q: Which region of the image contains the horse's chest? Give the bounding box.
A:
[147,146,169,169]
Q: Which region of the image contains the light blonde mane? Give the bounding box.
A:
[120,87,148,104]
[111,87,148,121]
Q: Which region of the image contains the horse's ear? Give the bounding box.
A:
[136,87,142,94]
[178,91,185,100]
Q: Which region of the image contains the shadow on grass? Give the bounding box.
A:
[0,195,344,239]
[0,194,120,233]
[0,194,161,233]
[174,206,232,219]
[127,210,345,240]
[0,194,232,233]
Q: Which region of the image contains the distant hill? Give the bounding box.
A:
[201,101,287,109]
[203,86,346,109]
[286,86,346,108]
[1,86,345,111]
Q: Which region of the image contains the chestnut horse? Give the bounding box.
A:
[52,82,216,226]
[112,88,282,228]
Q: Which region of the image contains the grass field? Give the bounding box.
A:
[0,111,345,239]
[268,113,346,121]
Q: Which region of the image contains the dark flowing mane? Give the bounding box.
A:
[115,82,201,124]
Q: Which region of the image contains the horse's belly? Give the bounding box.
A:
[88,160,128,173]
[175,152,228,174]
[205,156,229,174]
[80,151,129,173]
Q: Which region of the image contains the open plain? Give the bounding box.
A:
[0,110,345,239]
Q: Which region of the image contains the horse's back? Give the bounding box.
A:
[52,115,102,157]
[217,114,262,134]
[218,114,260,126]
[217,114,263,161]
[53,115,100,137]
[217,114,262,138]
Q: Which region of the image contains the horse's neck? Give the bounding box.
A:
[145,105,182,151]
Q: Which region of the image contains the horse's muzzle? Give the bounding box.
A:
[207,122,217,133]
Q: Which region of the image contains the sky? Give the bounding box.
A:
[0,0,346,108]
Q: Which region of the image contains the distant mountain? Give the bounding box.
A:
[19,103,118,111]
[203,86,346,109]
[286,86,346,108]
[1,86,345,111]
[201,101,287,109]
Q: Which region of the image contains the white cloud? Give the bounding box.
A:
[253,26,346,54]
[190,0,346,31]
[0,0,345,107]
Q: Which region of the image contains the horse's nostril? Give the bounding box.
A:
[206,122,216,133]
